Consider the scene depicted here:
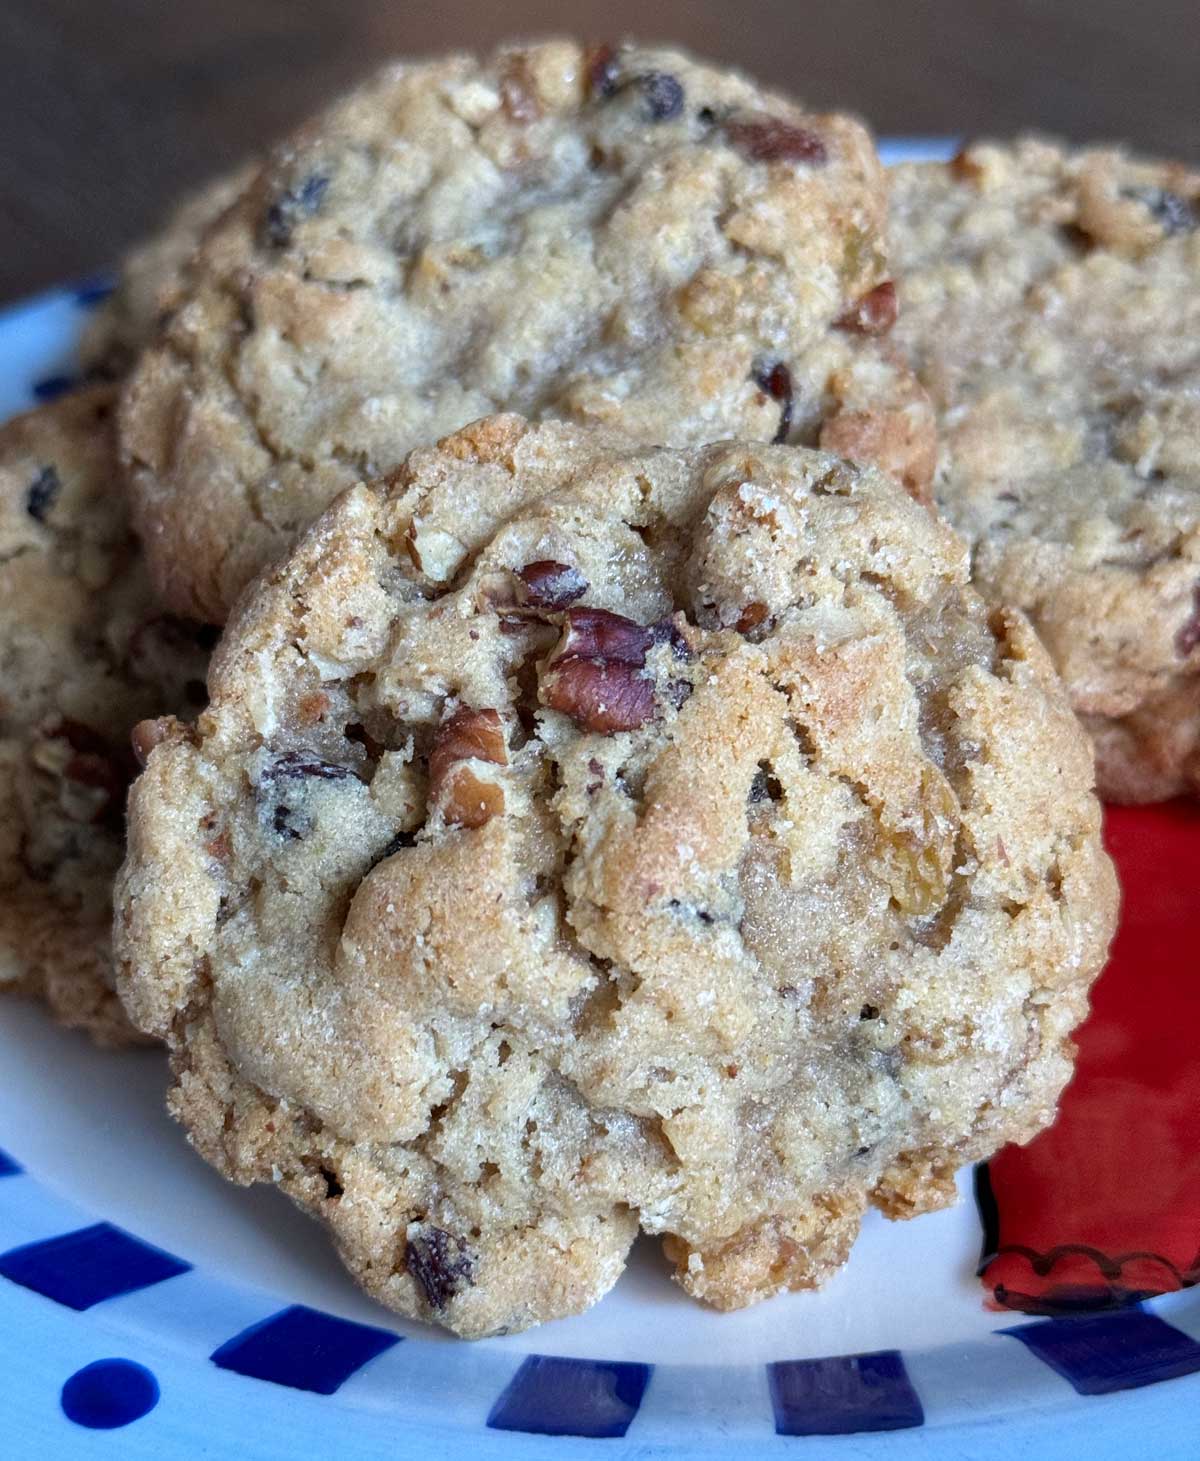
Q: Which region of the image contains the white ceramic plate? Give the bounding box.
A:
[2,142,1198,1458]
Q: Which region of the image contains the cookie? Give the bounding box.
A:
[80,166,256,379]
[114,415,1116,1335]
[890,138,1200,802]
[119,38,933,624]
[0,390,213,1044]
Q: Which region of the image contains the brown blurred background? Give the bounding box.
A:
[3,0,1198,303]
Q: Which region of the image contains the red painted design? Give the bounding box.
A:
[979,801,1200,1314]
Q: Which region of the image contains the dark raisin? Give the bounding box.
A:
[26,466,60,523]
[1177,583,1200,657]
[749,762,784,804]
[1123,186,1198,235]
[726,115,827,165]
[752,360,794,444]
[405,1226,475,1310]
[319,1167,343,1199]
[860,1003,880,1021]
[649,617,692,661]
[264,173,330,247]
[371,829,418,868]
[272,803,308,840]
[586,41,620,98]
[518,560,589,609]
[637,72,684,121]
[266,749,356,782]
[835,282,898,336]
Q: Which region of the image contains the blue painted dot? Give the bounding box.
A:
[61,1359,159,1429]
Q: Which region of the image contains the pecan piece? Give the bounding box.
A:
[429,706,508,828]
[518,560,589,610]
[585,41,620,98]
[835,281,898,336]
[726,114,827,165]
[540,607,659,733]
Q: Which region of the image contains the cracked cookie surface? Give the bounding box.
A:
[891,138,1200,802]
[115,415,1116,1335]
[0,389,212,1044]
[119,38,932,624]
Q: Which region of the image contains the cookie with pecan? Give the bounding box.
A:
[0,389,212,1043]
[891,138,1200,801]
[115,416,1115,1334]
[119,38,931,624]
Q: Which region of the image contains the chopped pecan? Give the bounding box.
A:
[726,114,827,165]
[541,656,656,733]
[835,281,898,336]
[131,716,176,768]
[585,41,621,97]
[429,706,508,828]
[558,606,654,662]
[736,601,770,634]
[518,560,589,609]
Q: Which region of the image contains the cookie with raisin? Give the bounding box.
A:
[891,138,1200,802]
[119,38,931,624]
[115,415,1116,1333]
[0,389,212,1043]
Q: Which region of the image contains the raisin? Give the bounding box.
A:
[1123,186,1198,235]
[405,1226,475,1310]
[860,1003,880,1021]
[749,762,784,804]
[1177,583,1200,657]
[25,466,60,523]
[266,749,356,781]
[726,115,827,165]
[649,616,693,661]
[585,41,620,98]
[518,560,589,609]
[272,803,310,841]
[264,173,330,247]
[637,72,684,121]
[752,360,794,444]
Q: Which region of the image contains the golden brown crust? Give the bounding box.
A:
[117,39,922,623]
[891,137,1200,801]
[116,418,1116,1334]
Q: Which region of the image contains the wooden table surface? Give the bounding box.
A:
[2,0,1197,303]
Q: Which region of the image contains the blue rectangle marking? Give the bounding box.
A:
[1001,1307,1200,1396]
[488,1355,652,1439]
[211,1304,399,1395]
[768,1349,925,1436]
[0,1222,190,1310]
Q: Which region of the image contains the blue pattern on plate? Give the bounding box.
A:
[767,1349,925,1436]
[61,1359,160,1429]
[487,1355,652,1438]
[0,1148,20,1177]
[1000,1307,1200,1396]
[0,1221,191,1310]
[211,1303,399,1394]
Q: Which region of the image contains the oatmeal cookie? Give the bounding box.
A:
[119,38,932,624]
[115,416,1116,1335]
[891,138,1200,801]
[0,389,213,1044]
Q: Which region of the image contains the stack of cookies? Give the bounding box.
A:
[12,36,1197,1337]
